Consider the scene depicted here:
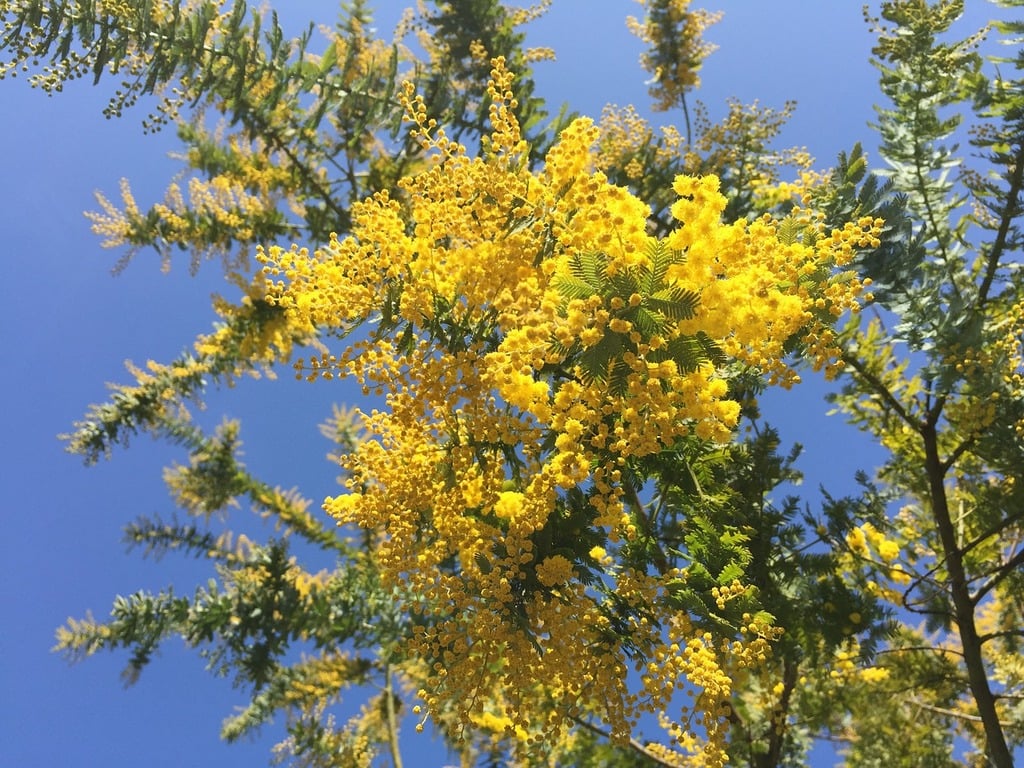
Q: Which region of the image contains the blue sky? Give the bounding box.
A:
[0,2,1002,766]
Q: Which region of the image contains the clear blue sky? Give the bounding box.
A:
[0,2,1000,766]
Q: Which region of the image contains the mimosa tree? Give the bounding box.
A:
[2,0,1021,765]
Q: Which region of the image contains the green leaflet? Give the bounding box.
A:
[552,239,720,394]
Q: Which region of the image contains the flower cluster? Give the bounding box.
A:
[626,0,723,109]
[258,58,875,763]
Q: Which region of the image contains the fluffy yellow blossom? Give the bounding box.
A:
[860,666,891,683]
[877,538,900,563]
[627,0,723,109]
[256,58,872,766]
[535,555,574,587]
[493,491,525,521]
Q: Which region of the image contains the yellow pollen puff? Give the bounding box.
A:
[493,491,525,520]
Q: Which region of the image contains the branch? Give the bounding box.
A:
[570,717,681,768]
[977,139,1024,308]
[958,509,1024,563]
[972,547,1024,606]
[384,665,403,768]
[877,644,966,661]
[941,432,977,475]
[247,106,351,226]
[978,628,1024,646]
[840,350,917,430]
[900,559,954,622]
[909,698,1016,728]
[623,480,669,575]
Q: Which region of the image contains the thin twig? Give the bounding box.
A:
[384,665,404,768]
[571,717,682,768]
[910,698,1014,728]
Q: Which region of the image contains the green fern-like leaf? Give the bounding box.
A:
[645,287,699,320]
[556,275,599,301]
[567,251,607,289]
[553,241,719,388]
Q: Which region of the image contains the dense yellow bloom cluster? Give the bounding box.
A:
[596,104,695,181]
[257,59,874,763]
[667,177,880,385]
[626,0,723,109]
[838,520,911,611]
[594,99,817,235]
[87,179,144,251]
[947,298,1024,439]
[846,522,900,564]
[275,652,367,707]
[640,612,777,767]
[86,166,280,273]
[192,279,304,374]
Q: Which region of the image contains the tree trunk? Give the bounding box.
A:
[922,425,1014,768]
